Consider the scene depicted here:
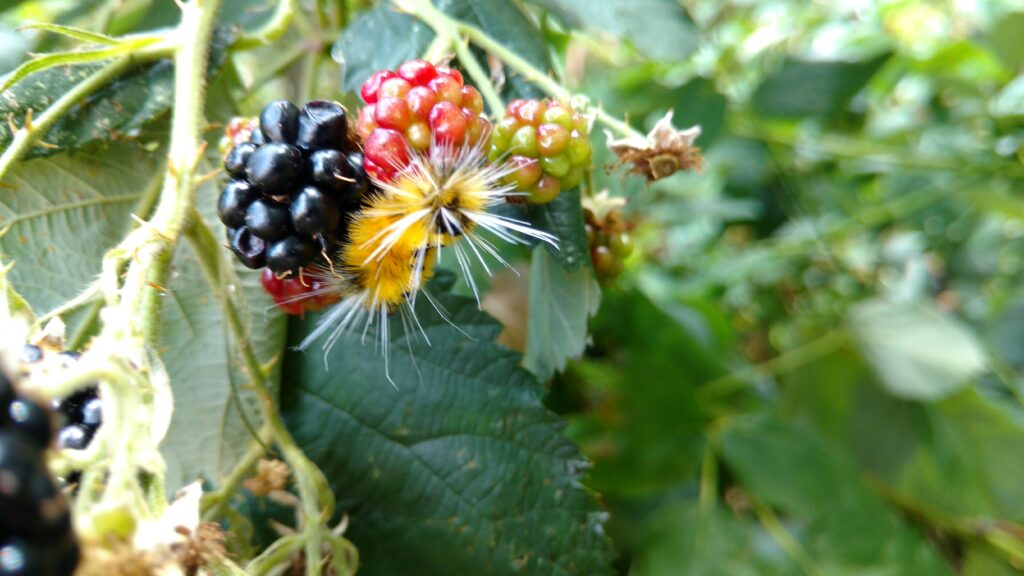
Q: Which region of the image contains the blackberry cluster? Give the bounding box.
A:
[0,364,79,576]
[584,207,632,282]
[488,99,592,204]
[21,346,102,461]
[356,59,489,182]
[218,100,369,276]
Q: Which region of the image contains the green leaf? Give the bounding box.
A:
[963,544,1021,576]
[281,279,614,575]
[719,417,953,575]
[847,298,987,401]
[0,144,155,313]
[528,0,698,61]
[525,246,600,382]
[19,22,122,46]
[989,12,1024,70]
[632,501,798,576]
[752,55,889,118]
[527,187,590,271]
[159,174,285,491]
[0,27,234,160]
[0,40,159,94]
[990,73,1024,118]
[159,87,286,489]
[335,5,436,94]
[568,290,720,497]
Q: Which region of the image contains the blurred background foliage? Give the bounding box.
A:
[551,0,1024,574]
[3,0,1024,574]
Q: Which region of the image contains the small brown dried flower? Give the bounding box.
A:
[605,111,702,181]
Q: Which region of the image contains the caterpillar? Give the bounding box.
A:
[293,138,557,381]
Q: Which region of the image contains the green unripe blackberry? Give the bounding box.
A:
[489,99,593,204]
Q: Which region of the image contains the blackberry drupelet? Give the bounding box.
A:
[0,365,79,576]
[218,100,370,282]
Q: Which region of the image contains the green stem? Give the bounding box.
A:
[698,330,849,403]
[698,442,717,512]
[751,497,821,576]
[396,0,645,139]
[202,425,273,520]
[115,0,222,343]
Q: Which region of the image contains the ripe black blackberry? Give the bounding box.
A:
[0,364,79,576]
[218,100,370,276]
[20,345,102,459]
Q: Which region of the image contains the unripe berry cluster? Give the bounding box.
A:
[489,99,593,203]
[356,59,489,182]
[218,100,369,277]
[585,207,633,281]
[0,364,79,576]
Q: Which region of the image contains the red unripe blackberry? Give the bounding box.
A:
[356,60,491,182]
[375,97,413,130]
[397,59,438,85]
[488,99,593,203]
[360,70,397,104]
[261,269,341,316]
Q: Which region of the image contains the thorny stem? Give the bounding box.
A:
[396,0,646,140]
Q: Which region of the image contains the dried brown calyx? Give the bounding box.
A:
[605,111,702,181]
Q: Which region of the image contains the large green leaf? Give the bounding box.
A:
[0,144,155,313]
[280,278,614,575]
[524,246,600,382]
[336,5,435,93]
[159,157,286,491]
[847,298,987,401]
[568,290,719,498]
[631,501,797,576]
[0,27,234,160]
[527,0,698,61]
[719,417,953,575]
[752,55,889,118]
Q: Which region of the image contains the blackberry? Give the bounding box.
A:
[488,99,592,203]
[7,399,52,449]
[245,199,292,241]
[218,99,373,313]
[266,235,319,276]
[356,59,489,182]
[0,363,78,576]
[259,100,300,144]
[584,207,632,282]
[217,180,259,228]
[228,227,268,269]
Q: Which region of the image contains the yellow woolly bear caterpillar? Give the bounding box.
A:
[293,138,558,380]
